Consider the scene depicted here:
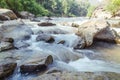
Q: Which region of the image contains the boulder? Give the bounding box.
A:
[94,28,117,43]
[91,6,112,19]
[0,51,17,79]
[0,20,33,41]
[36,34,55,43]
[19,11,35,19]
[0,9,17,21]
[20,54,53,73]
[77,19,117,47]
[0,62,17,79]
[32,71,120,80]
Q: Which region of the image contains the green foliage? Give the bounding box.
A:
[106,0,120,15]
[87,5,96,17]
[0,0,49,16]
[0,0,90,17]
[37,0,90,17]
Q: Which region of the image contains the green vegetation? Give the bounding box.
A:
[0,0,90,17]
[106,0,120,15]
[87,5,96,17]
[0,0,49,16]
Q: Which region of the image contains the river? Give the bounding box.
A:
[6,17,120,80]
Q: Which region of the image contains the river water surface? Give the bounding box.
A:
[7,17,120,80]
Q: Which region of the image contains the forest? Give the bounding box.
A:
[0,0,90,17]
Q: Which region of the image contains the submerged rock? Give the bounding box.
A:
[77,19,117,47]
[32,71,120,80]
[20,54,53,73]
[36,34,55,43]
[0,9,17,21]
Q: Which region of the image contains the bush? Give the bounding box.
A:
[106,0,120,15]
[87,5,96,17]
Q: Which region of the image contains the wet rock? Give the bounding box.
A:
[0,31,3,41]
[20,54,53,73]
[36,34,55,43]
[30,18,40,22]
[1,38,14,43]
[0,42,14,52]
[0,62,17,79]
[74,37,85,49]
[0,20,33,40]
[57,40,65,44]
[0,9,17,21]
[71,23,79,28]
[38,22,56,26]
[14,41,30,49]
[77,19,116,47]
[32,71,120,80]
[19,11,35,19]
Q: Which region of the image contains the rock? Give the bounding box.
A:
[71,23,79,28]
[32,71,120,80]
[0,9,17,21]
[14,41,30,49]
[91,6,112,19]
[57,40,65,44]
[0,31,3,41]
[74,37,85,49]
[0,42,14,52]
[0,20,33,40]
[1,38,14,43]
[19,11,35,19]
[94,28,117,43]
[20,54,53,73]
[36,34,55,43]
[38,22,56,26]
[77,19,116,47]
[0,62,17,79]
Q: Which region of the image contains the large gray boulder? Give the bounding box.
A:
[77,19,117,47]
[20,54,53,73]
[0,9,17,21]
[0,20,33,41]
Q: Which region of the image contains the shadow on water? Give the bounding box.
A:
[87,41,120,64]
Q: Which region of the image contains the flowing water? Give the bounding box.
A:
[7,17,120,80]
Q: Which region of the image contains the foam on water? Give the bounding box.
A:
[68,57,120,73]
